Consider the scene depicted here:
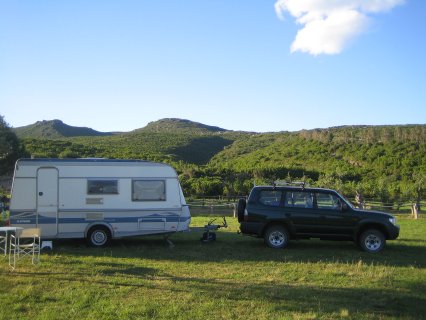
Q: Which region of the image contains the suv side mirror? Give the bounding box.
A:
[341,203,348,212]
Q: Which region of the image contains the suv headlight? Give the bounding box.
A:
[389,217,397,225]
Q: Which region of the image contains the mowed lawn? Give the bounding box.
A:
[0,216,425,320]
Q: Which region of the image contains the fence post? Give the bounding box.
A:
[233,203,236,218]
[412,203,419,219]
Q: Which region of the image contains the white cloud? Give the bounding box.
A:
[275,0,404,55]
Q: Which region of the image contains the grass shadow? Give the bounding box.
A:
[47,229,426,269]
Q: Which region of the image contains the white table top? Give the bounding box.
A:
[0,226,23,231]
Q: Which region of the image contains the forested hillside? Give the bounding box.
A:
[3,118,426,207]
[208,128,425,204]
[22,132,239,165]
[17,118,250,164]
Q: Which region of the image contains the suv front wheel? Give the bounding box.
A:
[359,229,385,253]
[264,225,289,249]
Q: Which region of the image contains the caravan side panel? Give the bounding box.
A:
[10,159,191,242]
[9,176,37,228]
[10,178,36,211]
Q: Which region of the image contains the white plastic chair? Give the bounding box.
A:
[9,228,41,270]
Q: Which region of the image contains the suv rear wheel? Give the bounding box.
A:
[237,198,246,222]
[264,225,289,249]
[359,229,385,253]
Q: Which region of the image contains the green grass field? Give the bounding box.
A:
[1,216,425,320]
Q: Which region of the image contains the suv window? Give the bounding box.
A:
[285,191,313,208]
[258,190,282,207]
[315,192,341,210]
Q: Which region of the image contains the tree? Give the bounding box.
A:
[0,115,25,175]
[412,171,426,212]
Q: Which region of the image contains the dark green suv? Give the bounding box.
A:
[237,185,400,253]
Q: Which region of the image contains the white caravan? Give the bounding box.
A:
[9,159,191,246]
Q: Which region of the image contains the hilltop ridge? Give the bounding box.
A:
[135,118,229,134]
[13,118,232,139]
[13,119,115,139]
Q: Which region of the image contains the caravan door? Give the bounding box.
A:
[37,168,59,237]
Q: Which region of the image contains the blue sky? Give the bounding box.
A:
[1,0,425,133]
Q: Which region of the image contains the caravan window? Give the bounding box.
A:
[87,180,118,195]
[132,180,166,201]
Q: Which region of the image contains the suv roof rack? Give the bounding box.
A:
[273,180,306,189]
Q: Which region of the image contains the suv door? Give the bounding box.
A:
[284,191,320,236]
[313,191,359,239]
[283,190,358,239]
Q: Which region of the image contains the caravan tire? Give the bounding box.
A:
[87,226,111,247]
[237,198,246,222]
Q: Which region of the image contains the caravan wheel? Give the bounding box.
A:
[87,226,111,247]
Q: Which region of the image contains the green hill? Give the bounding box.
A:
[19,118,247,165]
[207,125,426,200]
[8,119,426,203]
[13,119,115,139]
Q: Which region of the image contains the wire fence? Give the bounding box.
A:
[187,196,425,217]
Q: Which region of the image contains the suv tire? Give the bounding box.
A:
[264,225,289,249]
[237,198,246,222]
[359,229,385,253]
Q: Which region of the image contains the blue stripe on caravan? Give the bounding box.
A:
[10,210,190,225]
[57,216,191,224]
